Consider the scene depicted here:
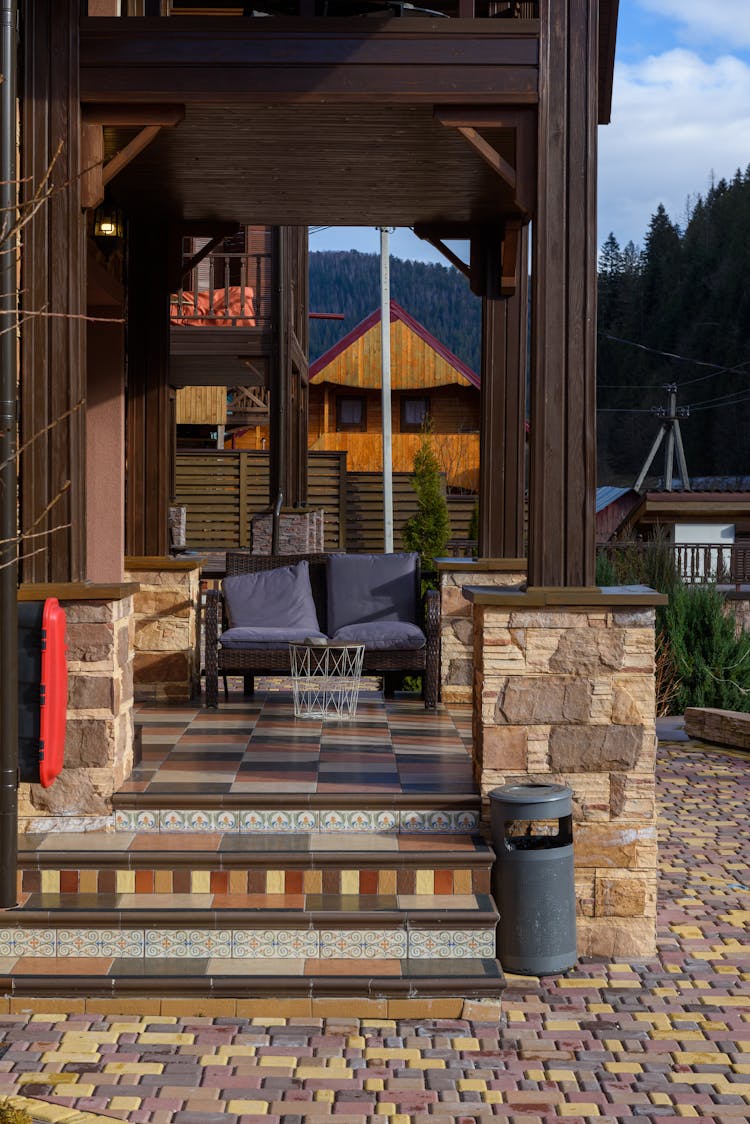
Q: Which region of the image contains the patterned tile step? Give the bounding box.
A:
[18,862,492,897]
[0,955,504,997]
[111,806,481,833]
[0,922,498,959]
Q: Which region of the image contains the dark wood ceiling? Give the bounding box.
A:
[105,104,520,226]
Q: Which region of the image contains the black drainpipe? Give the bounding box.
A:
[0,0,18,909]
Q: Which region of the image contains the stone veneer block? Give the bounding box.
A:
[251,508,325,555]
[467,586,665,960]
[124,560,202,702]
[437,559,526,703]
[684,705,750,750]
[17,594,135,832]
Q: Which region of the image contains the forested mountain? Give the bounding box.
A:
[597,166,750,482]
[309,249,481,370]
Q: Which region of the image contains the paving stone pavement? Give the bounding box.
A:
[0,735,748,1124]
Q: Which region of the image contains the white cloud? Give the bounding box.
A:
[638,0,750,49]
[598,49,750,247]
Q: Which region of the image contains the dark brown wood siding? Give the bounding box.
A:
[20,0,86,583]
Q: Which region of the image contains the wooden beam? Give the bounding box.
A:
[80,20,540,105]
[456,126,517,192]
[81,122,104,209]
[103,124,163,186]
[180,232,229,280]
[501,218,521,296]
[414,231,470,280]
[82,103,185,126]
[435,107,537,217]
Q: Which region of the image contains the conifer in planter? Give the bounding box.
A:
[403,431,450,576]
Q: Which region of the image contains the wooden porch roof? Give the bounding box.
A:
[79,8,617,227]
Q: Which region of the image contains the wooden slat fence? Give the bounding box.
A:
[175,451,475,553]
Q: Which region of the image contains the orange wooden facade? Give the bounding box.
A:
[307,302,480,491]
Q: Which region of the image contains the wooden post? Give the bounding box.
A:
[20,0,86,582]
[125,222,171,556]
[478,224,528,558]
[528,0,598,588]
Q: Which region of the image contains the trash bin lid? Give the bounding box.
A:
[490,783,572,804]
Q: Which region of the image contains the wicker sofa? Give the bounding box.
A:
[204,551,440,709]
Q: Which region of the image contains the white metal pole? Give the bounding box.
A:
[380,228,394,553]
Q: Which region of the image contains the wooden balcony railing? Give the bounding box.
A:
[598,542,750,587]
[170,250,272,330]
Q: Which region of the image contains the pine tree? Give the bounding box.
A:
[402,433,450,571]
[664,585,750,713]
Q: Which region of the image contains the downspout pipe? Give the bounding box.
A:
[0,0,18,909]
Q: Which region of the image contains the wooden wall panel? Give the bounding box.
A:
[478,224,528,557]
[126,223,171,556]
[175,385,227,425]
[528,0,598,587]
[20,0,86,582]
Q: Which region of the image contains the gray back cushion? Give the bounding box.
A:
[222,560,321,632]
[326,553,418,634]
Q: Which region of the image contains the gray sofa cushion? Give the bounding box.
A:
[326,552,419,634]
[220,626,327,650]
[332,621,426,651]
[222,561,321,632]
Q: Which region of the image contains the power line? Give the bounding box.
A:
[689,389,750,412]
[596,407,655,413]
[598,331,750,387]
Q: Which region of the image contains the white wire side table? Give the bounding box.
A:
[289,641,366,721]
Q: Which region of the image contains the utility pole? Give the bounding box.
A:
[379,228,394,553]
[633,383,691,493]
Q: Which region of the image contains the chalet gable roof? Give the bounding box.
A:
[309,299,479,391]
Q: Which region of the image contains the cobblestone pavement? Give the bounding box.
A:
[0,733,748,1124]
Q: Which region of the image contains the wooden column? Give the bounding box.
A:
[269,227,287,509]
[270,226,309,510]
[125,222,171,556]
[528,0,598,587]
[20,0,86,583]
[478,224,528,558]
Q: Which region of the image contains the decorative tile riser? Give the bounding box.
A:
[19,867,490,897]
[114,809,480,834]
[0,926,497,959]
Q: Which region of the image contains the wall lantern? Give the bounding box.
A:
[93,204,124,255]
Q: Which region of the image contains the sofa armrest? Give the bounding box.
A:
[204,588,222,708]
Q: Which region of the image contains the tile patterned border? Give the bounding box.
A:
[0,924,495,960]
[19,867,489,897]
[113,808,479,834]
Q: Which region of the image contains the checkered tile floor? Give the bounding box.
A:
[123,692,475,796]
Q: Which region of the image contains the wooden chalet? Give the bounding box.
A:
[307,300,480,491]
[2,0,668,1003]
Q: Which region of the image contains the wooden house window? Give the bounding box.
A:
[336,395,366,432]
[401,396,430,432]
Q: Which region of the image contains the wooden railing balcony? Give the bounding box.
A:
[171,250,272,330]
[598,542,750,588]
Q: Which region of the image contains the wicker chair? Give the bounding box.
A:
[204,551,441,709]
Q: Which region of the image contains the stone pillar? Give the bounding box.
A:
[124,559,202,701]
[437,559,526,703]
[466,586,666,959]
[18,591,136,832]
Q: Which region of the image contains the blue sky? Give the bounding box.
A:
[312,1,750,264]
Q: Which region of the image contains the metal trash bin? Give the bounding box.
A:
[489,783,577,976]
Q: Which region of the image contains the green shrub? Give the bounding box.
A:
[663,584,750,714]
[402,432,450,570]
